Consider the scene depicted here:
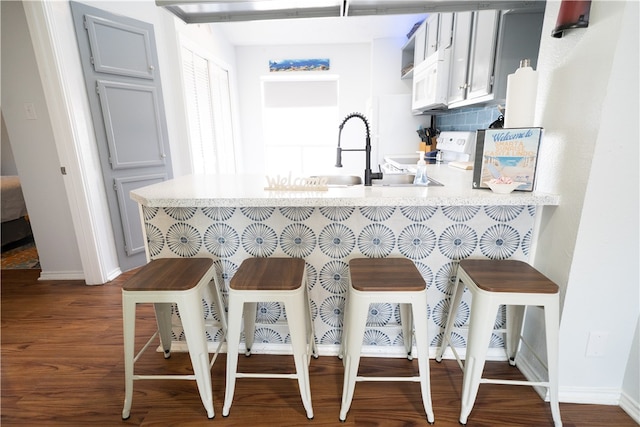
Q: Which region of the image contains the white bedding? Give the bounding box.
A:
[1,176,28,222]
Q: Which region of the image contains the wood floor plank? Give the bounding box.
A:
[1,269,636,426]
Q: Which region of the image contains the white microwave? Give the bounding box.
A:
[411,49,451,113]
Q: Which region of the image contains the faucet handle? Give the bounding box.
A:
[335,147,343,168]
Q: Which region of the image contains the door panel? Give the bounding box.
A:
[446,11,472,104]
[71,2,173,272]
[467,10,499,101]
[425,14,439,58]
[438,13,453,50]
[96,80,167,169]
[84,14,154,79]
[114,174,166,256]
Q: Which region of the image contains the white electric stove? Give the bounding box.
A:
[382,131,478,172]
[436,131,477,163]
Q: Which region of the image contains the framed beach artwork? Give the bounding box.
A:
[472,127,543,192]
[269,58,330,72]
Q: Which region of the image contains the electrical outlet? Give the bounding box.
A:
[24,103,37,120]
[586,331,608,357]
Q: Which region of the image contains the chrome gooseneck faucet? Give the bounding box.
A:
[335,112,383,186]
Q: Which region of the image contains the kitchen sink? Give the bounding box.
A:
[372,174,444,187]
[310,175,362,186]
[310,174,443,187]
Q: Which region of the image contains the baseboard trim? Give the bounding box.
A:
[516,351,633,409]
[38,270,85,281]
[619,389,640,424]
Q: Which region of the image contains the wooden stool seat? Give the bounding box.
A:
[122,258,215,292]
[230,257,305,291]
[349,258,426,292]
[458,259,559,294]
[121,257,226,420]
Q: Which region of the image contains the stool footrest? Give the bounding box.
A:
[134,331,161,364]
[236,373,299,380]
[481,378,550,388]
[134,374,196,381]
[356,376,423,383]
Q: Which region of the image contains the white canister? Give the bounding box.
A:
[504,59,538,128]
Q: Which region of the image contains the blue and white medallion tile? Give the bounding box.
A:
[142,204,536,353]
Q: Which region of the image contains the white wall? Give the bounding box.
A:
[530,0,639,413]
[233,38,425,177]
[2,1,83,276]
[1,115,19,175]
[235,43,371,176]
[370,37,431,163]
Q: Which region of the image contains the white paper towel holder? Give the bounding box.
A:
[504,58,538,128]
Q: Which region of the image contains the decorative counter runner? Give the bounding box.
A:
[131,168,559,357]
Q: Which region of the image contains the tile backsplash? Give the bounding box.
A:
[436,105,502,132]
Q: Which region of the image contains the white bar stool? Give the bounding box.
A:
[222,257,317,419]
[339,258,435,424]
[435,259,562,426]
[121,257,226,420]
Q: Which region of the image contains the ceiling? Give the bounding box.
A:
[157,1,546,46]
[215,14,427,45]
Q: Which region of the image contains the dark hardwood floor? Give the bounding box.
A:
[1,269,636,426]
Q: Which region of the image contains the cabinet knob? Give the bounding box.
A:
[458,83,469,90]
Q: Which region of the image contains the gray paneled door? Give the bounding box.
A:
[71,2,172,272]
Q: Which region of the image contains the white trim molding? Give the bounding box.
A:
[23,1,121,284]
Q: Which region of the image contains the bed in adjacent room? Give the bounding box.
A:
[1,176,33,247]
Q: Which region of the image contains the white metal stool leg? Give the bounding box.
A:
[399,303,414,359]
[339,294,367,422]
[154,302,173,358]
[121,296,136,420]
[243,302,257,356]
[285,295,314,419]
[506,305,526,365]
[177,296,215,418]
[545,297,562,427]
[459,296,499,425]
[411,296,435,423]
[222,293,244,417]
[435,273,465,363]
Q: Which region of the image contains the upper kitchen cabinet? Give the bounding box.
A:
[413,19,427,69]
[447,9,544,109]
[446,11,474,105]
[424,14,439,59]
[438,13,454,51]
[401,14,439,80]
[401,21,420,79]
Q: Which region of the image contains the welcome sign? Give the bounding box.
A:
[473,128,543,191]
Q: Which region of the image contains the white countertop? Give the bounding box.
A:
[130,164,560,208]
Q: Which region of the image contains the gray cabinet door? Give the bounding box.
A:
[438,13,454,50]
[413,21,427,68]
[425,14,439,58]
[467,10,500,102]
[71,2,173,271]
[447,11,472,104]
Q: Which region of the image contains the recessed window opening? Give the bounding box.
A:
[262,77,339,176]
[181,42,237,174]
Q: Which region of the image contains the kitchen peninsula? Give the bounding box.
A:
[130,165,559,356]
